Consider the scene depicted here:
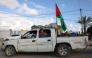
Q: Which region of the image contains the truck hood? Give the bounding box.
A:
[4,36,21,40]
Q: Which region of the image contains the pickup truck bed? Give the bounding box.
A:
[57,36,88,49]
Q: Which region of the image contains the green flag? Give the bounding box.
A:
[55,4,67,31]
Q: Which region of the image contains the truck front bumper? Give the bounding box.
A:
[1,45,5,52]
[1,46,5,52]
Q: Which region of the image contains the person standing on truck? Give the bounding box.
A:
[86,32,91,41]
[39,28,47,38]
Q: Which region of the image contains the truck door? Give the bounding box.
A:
[37,29,53,52]
[18,30,37,52]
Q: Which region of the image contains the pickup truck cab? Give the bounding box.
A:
[1,28,88,57]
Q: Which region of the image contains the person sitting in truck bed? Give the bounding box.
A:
[39,28,47,38]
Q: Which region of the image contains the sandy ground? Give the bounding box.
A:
[0,42,2,46]
[0,46,92,58]
[0,38,3,46]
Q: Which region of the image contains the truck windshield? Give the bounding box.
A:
[22,30,37,39]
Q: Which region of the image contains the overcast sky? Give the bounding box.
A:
[0,0,92,31]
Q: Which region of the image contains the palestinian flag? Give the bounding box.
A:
[55,4,67,31]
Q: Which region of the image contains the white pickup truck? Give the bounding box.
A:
[1,28,88,57]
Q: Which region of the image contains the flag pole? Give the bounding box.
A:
[56,17,58,36]
[55,3,59,36]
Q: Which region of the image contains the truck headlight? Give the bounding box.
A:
[2,43,4,46]
[4,39,9,41]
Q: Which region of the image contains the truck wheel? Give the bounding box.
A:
[5,46,16,57]
[56,44,71,57]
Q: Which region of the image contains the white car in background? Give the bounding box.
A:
[4,35,21,41]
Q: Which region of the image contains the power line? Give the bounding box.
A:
[78,0,84,34]
[39,10,79,15]
[0,9,79,16]
[81,10,92,16]
[60,10,79,13]
[0,15,77,21]
[64,19,77,21]
[0,10,80,22]
[0,15,80,22]
[0,13,80,18]
[0,11,80,18]
[82,10,89,16]
[78,0,81,8]
[0,9,80,18]
[83,9,92,11]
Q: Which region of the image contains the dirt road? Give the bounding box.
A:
[0,46,92,58]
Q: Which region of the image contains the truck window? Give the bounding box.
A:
[39,29,51,38]
[22,30,37,39]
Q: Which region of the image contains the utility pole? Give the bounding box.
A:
[80,8,83,34]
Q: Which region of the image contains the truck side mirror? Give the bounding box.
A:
[21,35,27,39]
[21,35,23,39]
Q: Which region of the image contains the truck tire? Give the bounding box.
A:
[5,46,16,57]
[56,44,71,57]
